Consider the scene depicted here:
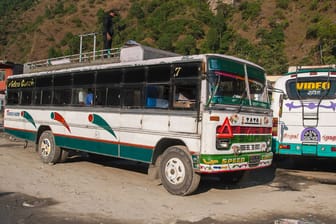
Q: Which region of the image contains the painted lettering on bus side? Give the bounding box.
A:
[296,81,330,91]
[322,135,336,142]
[283,133,299,140]
[173,67,182,77]
[7,79,35,88]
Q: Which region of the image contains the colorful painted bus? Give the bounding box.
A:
[4,45,273,195]
[271,65,336,159]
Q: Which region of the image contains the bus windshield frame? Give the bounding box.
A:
[206,56,270,109]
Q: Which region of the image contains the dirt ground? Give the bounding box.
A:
[0,132,336,224]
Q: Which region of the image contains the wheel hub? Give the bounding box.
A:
[165,158,185,185]
[41,138,51,157]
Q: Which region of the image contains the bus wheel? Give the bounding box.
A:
[159,146,200,196]
[38,131,61,164]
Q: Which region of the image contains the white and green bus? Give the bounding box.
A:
[271,65,336,159]
[4,45,273,195]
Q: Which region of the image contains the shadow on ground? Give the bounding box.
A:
[0,192,126,224]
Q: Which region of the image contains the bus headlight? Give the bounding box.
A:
[216,138,230,150]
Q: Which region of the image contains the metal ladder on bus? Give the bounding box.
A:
[295,66,331,128]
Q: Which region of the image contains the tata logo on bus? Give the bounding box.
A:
[7,79,35,88]
[296,81,330,91]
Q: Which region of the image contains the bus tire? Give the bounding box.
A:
[38,131,61,164]
[159,146,200,196]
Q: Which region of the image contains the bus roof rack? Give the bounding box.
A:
[23,40,179,74]
[288,64,336,73]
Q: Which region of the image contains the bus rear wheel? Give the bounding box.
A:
[38,131,61,164]
[159,146,200,196]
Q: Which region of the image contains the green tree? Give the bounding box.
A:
[175,35,197,55]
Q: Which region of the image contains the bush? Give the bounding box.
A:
[239,1,261,20]
[276,0,289,9]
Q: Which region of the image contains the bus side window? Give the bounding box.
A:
[146,85,168,108]
[7,90,19,105]
[122,88,142,108]
[21,90,33,105]
[173,84,196,109]
[41,89,52,105]
[95,88,107,106]
[54,89,72,105]
[106,87,120,107]
[33,89,41,105]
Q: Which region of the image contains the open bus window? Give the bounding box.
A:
[122,88,142,108]
[33,89,41,105]
[106,88,120,107]
[72,88,87,105]
[21,90,33,105]
[41,89,52,104]
[7,90,19,105]
[173,84,197,109]
[95,88,106,106]
[53,88,72,105]
[145,85,169,109]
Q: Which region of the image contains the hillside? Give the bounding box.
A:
[0,0,335,74]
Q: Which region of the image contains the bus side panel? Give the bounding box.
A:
[4,109,37,141]
[54,134,119,157]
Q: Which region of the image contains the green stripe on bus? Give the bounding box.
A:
[55,135,119,157]
[5,128,36,142]
[54,135,153,163]
[120,145,153,163]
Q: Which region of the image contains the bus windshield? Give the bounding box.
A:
[206,57,269,109]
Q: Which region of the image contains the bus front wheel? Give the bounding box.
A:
[38,131,61,164]
[159,146,200,196]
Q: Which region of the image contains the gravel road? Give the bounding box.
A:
[1,132,336,224]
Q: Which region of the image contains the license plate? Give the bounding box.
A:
[249,155,261,167]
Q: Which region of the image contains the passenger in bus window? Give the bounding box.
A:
[86,89,94,106]
[78,88,87,105]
